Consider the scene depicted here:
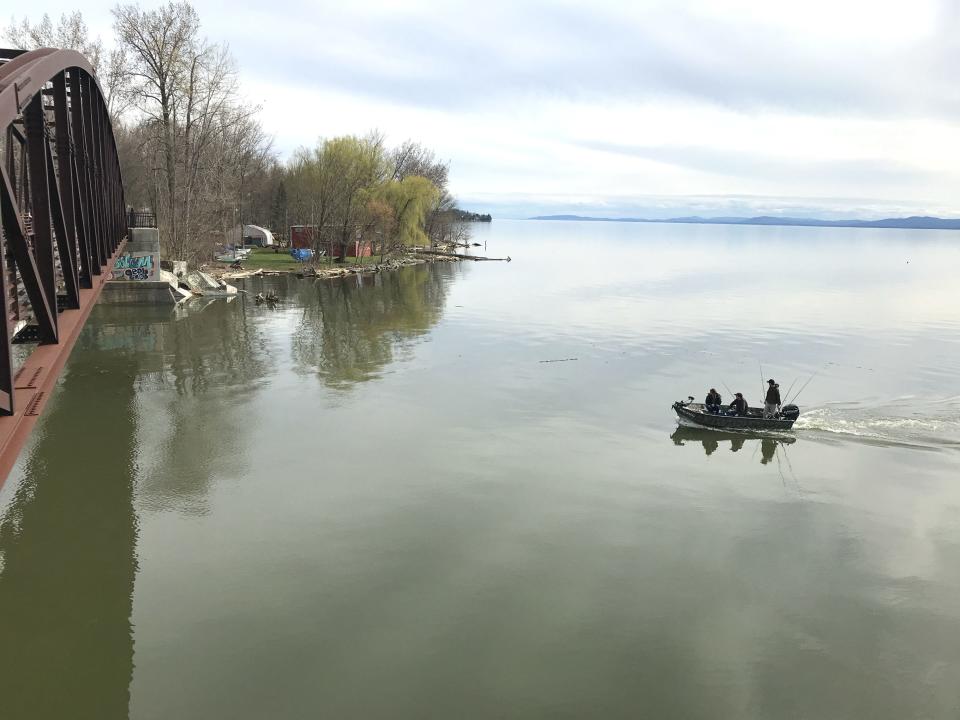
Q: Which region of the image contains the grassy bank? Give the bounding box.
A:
[224,248,384,272]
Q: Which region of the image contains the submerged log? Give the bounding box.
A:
[415,249,511,262]
[254,291,280,305]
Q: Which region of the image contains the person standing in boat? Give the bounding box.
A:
[764,379,781,419]
[704,388,722,414]
[729,392,749,416]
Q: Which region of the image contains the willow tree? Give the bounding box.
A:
[285,134,387,258]
[326,134,387,258]
[390,141,458,245]
[365,197,397,262]
[381,176,440,251]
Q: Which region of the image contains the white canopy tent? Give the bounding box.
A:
[228,224,275,247]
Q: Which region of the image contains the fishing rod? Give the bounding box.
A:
[759,361,765,400]
[786,363,826,406]
[782,376,798,406]
[721,380,734,400]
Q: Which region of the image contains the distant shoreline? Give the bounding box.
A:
[530,214,960,231]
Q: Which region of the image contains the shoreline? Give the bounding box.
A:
[207,252,461,282]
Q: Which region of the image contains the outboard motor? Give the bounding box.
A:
[780,404,800,421]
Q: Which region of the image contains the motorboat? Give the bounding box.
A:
[672,398,800,431]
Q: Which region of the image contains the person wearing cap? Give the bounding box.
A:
[704,388,722,414]
[764,379,781,419]
[729,392,749,416]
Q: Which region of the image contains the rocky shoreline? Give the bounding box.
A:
[207,252,460,283]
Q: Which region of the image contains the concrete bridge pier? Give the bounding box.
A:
[101,227,180,304]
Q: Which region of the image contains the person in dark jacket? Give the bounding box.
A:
[729,392,748,416]
[764,379,781,419]
[705,388,722,413]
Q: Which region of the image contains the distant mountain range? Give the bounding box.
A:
[530,215,960,230]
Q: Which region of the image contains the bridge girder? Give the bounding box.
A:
[0,47,128,483]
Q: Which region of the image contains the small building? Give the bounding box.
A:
[289,225,373,258]
[290,225,314,249]
[343,239,373,258]
[229,224,275,247]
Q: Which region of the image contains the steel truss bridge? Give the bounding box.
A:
[0,47,128,482]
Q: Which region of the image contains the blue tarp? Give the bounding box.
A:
[290,248,314,262]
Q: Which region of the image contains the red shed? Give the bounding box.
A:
[290,225,315,249]
[289,225,373,257]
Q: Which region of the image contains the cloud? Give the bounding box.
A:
[232,0,959,120]
[220,0,960,216]
[10,0,958,217]
[573,140,938,188]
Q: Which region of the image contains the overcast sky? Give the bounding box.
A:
[6,0,960,218]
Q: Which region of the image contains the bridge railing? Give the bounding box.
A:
[127,210,156,229]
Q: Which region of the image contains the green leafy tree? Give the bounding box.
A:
[381,176,440,248]
[286,133,386,259]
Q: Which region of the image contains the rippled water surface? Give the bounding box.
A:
[2,220,960,719]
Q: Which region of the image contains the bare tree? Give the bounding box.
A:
[389,140,463,245]
[6,12,103,66]
[391,140,450,189]
[4,12,130,118]
[110,2,275,263]
[113,1,200,259]
[179,41,236,259]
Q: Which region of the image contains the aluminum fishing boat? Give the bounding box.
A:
[672,399,800,431]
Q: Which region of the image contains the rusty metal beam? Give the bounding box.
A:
[0,239,126,482]
[70,70,98,280]
[52,71,80,307]
[46,134,81,308]
[0,207,11,415]
[83,74,107,270]
[0,47,129,484]
[0,165,57,340]
[22,92,58,343]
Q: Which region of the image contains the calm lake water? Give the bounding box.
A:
[2,219,960,719]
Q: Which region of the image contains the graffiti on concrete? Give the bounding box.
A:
[113,251,158,281]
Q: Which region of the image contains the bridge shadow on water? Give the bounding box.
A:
[0,334,140,717]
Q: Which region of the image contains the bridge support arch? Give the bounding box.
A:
[0,47,128,482]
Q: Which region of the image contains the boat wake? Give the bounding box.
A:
[794,400,960,450]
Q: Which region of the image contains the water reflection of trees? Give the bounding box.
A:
[82,299,272,393]
[145,298,272,513]
[84,300,273,514]
[290,264,455,388]
[166,299,272,396]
